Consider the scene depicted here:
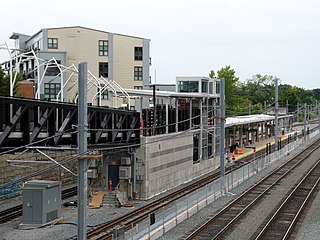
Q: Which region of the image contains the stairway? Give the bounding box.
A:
[103,191,120,207]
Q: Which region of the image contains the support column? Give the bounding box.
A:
[219,78,225,191]
[304,103,307,141]
[275,78,279,150]
[318,104,320,131]
[140,97,143,136]
[199,99,203,160]
[77,62,88,240]
[239,126,243,148]
[251,125,255,144]
[166,102,169,134]
[225,129,229,153]
[246,124,250,146]
[297,102,300,122]
[175,97,179,132]
[189,98,192,129]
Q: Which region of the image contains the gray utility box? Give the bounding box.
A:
[22,180,61,225]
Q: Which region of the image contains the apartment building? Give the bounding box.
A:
[7,26,151,107]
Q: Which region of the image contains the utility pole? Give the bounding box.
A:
[304,103,307,141]
[318,103,320,131]
[275,78,279,151]
[78,62,88,240]
[219,78,225,191]
[318,104,320,133]
[297,102,300,122]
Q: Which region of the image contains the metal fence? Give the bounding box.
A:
[119,130,320,240]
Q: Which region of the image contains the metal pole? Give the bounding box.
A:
[78,62,88,240]
[199,99,203,160]
[153,84,156,135]
[165,102,169,134]
[189,98,192,129]
[318,104,320,132]
[297,102,300,122]
[133,153,137,199]
[219,78,225,191]
[140,97,143,136]
[304,103,307,141]
[175,97,179,132]
[275,78,279,151]
[286,100,289,115]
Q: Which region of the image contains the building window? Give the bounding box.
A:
[44,83,61,99]
[209,82,213,94]
[48,38,58,49]
[134,67,143,80]
[33,41,40,51]
[216,82,221,94]
[134,86,143,90]
[201,80,208,93]
[134,47,143,61]
[101,89,108,99]
[178,81,199,93]
[45,60,61,76]
[99,62,108,78]
[99,40,108,56]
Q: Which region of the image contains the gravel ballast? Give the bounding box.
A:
[1,135,320,240]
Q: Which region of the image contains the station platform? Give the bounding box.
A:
[226,124,317,162]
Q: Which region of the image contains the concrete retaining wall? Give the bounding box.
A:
[136,132,220,199]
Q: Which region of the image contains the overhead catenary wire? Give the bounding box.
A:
[0,106,224,189]
[0,128,78,157]
[0,124,200,190]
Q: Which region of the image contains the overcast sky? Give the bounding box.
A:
[0,0,319,89]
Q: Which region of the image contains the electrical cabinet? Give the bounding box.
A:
[22,180,61,225]
[119,166,132,179]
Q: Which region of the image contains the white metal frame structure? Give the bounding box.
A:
[0,43,130,107]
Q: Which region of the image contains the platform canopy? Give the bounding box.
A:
[226,114,293,127]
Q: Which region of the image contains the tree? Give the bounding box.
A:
[238,74,276,108]
[210,66,240,116]
[312,89,320,101]
[0,69,24,96]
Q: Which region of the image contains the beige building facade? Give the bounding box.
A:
[8,26,151,108]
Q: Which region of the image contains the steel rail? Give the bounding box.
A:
[184,138,320,240]
[254,158,320,240]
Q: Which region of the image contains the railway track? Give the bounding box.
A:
[71,169,225,239]
[0,186,77,224]
[184,138,320,240]
[68,131,315,239]
[255,156,320,239]
[0,127,316,237]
